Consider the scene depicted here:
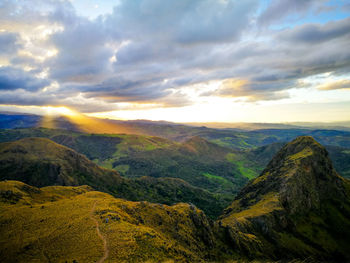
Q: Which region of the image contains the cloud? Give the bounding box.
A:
[317,79,350,90]
[107,0,258,44]
[48,17,114,83]
[0,32,22,55]
[0,67,50,91]
[201,78,290,101]
[258,0,327,26]
[0,89,56,105]
[279,17,350,43]
[0,0,349,114]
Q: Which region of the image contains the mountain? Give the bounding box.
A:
[244,142,350,179]
[0,138,229,218]
[114,136,250,194]
[0,127,251,196]
[219,136,350,261]
[0,137,123,188]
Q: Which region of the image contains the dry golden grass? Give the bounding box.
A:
[0,182,103,262]
[0,181,217,262]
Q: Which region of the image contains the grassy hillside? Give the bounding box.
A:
[0,137,124,188]
[113,136,250,195]
[0,128,251,195]
[0,180,233,262]
[0,137,230,218]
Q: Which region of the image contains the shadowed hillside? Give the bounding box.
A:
[0,128,252,199]
[0,138,230,218]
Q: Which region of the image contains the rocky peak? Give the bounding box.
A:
[231,136,346,216]
[220,136,350,261]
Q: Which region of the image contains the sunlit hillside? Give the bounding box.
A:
[0,181,229,262]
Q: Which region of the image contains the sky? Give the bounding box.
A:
[0,0,350,123]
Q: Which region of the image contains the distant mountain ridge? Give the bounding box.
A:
[1,112,350,148]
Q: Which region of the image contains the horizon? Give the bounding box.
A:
[0,0,350,122]
[2,109,350,130]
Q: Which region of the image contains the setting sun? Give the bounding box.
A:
[42,106,79,117]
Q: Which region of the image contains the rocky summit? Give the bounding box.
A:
[220,136,350,262]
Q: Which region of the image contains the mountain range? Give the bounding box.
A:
[1,135,349,262]
[1,112,350,262]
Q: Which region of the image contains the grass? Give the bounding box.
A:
[226,153,259,180]
[114,164,130,174]
[251,172,270,185]
[112,134,175,158]
[232,192,281,219]
[288,146,313,161]
[0,180,221,262]
[0,182,102,263]
[202,173,234,187]
[278,232,315,256]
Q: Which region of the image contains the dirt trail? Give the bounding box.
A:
[90,202,109,263]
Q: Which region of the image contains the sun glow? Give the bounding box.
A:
[39,106,131,134]
[42,106,79,117]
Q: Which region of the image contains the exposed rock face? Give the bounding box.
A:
[219,136,350,262]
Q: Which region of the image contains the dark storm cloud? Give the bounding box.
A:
[0,67,50,91]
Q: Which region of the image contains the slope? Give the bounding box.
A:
[114,136,249,195]
[0,138,229,218]
[0,128,250,196]
[244,142,350,179]
[219,136,350,261]
[0,180,231,263]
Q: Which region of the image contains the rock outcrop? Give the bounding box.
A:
[219,136,350,262]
